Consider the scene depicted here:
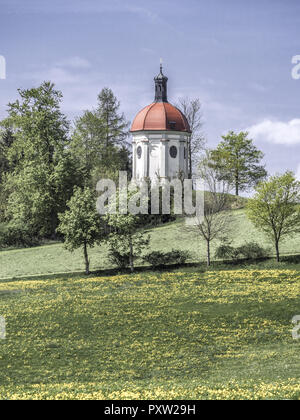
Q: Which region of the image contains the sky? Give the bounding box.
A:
[0,0,299,181]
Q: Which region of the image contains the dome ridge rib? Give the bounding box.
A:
[162,102,168,130]
[143,102,156,130]
[173,104,187,131]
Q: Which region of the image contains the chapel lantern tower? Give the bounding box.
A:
[154,62,168,102]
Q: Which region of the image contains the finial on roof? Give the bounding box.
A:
[160,58,163,73]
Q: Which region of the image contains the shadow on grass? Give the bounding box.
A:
[281,254,300,264]
[2,253,300,283]
[0,262,206,283]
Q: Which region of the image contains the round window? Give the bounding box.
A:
[169,145,177,158]
[137,145,142,159]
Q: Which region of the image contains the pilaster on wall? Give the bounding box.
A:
[160,136,169,178]
[179,137,185,177]
[141,139,149,178]
[132,140,137,179]
[187,134,191,177]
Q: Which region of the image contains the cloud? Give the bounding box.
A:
[140,47,156,55]
[23,67,81,85]
[247,119,300,145]
[127,6,160,24]
[2,0,161,24]
[22,56,92,85]
[249,82,267,93]
[56,56,91,69]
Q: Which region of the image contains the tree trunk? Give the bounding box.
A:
[129,236,134,273]
[106,111,109,148]
[206,240,211,267]
[235,170,239,196]
[188,138,192,179]
[275,240,280,262]
[235,181,239,196]
[83,241,90,275]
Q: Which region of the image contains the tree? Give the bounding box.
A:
[0,126,15,220]
[70,110,105,183]
[190,152,231,266]
[97,87,129,149]
[104,190,149,272]
[176,97,205,179]
[2,82,79,238]
[246,172,300,262]
[5,81,69,167]
[70,87,130,185]
[5,152,81,238]
[0,126,14,181]
[57,187,104,274]
[209,131,267,196]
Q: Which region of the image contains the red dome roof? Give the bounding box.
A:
[130,102,191,133]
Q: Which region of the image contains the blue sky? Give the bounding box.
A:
[0,0,300,179]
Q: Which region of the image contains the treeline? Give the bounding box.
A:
[0,81,178,273]
[194,153,300,266]
[1,80,300,272]
[0,82,130,243]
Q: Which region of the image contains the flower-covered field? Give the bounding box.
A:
[0,268,300,400]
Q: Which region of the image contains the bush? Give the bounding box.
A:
[143,251,166,267]
[108,248,130,269]
[215,240,268,262]
[144,249,190,267]
[106,230,150,271]
[0,224,40,248]
[214,243,236,260]
[237,241,268,260]
[168,249,190,265]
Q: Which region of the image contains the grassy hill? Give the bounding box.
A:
[0,268,300,399]
[1,209,300,280]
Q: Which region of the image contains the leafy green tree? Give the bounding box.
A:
[70,87,130,185]
[106,231,149,272]
[209,131,267,195]
[97,87,129,148]
[2,82,79,237]
[5,153,80,237]
[5,81,69,167]
[104,190,149,272]
[57,186,105,274]
[246,172,300,262]
[0,126,15,220]
[0,126,14,180]
[70,110,104,183]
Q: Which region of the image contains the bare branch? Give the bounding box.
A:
[176,97,206,179]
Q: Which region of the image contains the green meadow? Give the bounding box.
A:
[1,209,300,280]
[1,209,300,399]
[0,268,300,399]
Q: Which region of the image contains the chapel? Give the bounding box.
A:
[130,64,191,182]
